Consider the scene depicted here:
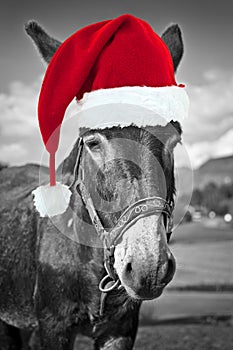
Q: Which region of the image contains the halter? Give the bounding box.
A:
[72,137,174,315]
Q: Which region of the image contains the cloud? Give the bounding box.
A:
[183,69,233,144]
[0,79,42,165]
[184,128,233,168]
[0,143,28,164]
[0,77,77,166]
[179,69,233,167]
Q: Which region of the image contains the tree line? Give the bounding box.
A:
[191,181,233,216]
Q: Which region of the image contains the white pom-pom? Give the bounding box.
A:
[32,182,72,217]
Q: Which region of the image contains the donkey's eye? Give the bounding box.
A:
[86,138,101,150]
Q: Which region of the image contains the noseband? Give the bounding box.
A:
[72,137,174,315]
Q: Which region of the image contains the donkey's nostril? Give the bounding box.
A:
[126,262,132,273]
[167,258,174,276]
[162,255,176,285]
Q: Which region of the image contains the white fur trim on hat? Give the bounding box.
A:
[76,86,189,128]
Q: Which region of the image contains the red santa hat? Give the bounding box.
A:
[32,14,189,217]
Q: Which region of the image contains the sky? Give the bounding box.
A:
[0,0,233,169]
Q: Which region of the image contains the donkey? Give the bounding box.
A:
[0,20,184,350]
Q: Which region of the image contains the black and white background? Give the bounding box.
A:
[0,1,233,349]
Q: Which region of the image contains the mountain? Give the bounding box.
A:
[178,155,233,194]
[194,155,233,188]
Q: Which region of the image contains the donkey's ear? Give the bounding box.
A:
[25,21,62,64]
[162,121,182,168]
[161,24,184,72]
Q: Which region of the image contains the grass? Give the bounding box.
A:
[168,221,233,289]
[171,220,233,244]
[134,322,233,350]
[168,284,233,292]
[169,240,233,288]
[75,322,233,350]
[140,291,233,322]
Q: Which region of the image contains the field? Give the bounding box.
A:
[136,220,233,349]
[168,220,233,289]
[134,322,233,350]
[76,323,233,350]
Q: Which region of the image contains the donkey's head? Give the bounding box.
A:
[26,18,184,300]
[77,123,181,299]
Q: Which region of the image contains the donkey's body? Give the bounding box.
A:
[0,157,141,350]
[0,19,185,350]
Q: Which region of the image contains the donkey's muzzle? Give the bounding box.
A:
[121,249,176,299]
[114,214,176,300]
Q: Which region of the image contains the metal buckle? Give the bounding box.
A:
[99,275,120,293]
[99,245,118,291]
[99,277,121,316]
[98,245,121,316]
